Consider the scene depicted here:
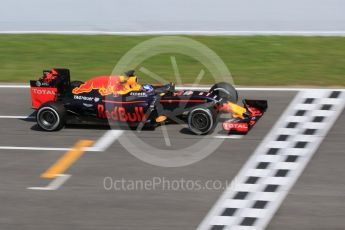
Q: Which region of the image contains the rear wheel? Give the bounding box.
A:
[188,107,216,135]
[210,82,238,103]
[36,102,66,131]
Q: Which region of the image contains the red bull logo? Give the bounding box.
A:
[72,76,141,96]
[218,102,247,119]
[97,104,146,122]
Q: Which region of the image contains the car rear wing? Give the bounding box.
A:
[30,68,71,109]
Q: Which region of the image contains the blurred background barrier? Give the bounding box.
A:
[1,0,344,85]
[0,0,345,34]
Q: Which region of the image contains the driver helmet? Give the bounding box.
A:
[142,84,154,93]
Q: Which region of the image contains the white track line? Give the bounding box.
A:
[0,146,71,151]
[0,85,29,88]
[1,84,345,91]
[0,131,241,151]
[214,135,244,139]
[0,130,123,152]
[27,174,71,190]
[24,131,123,191]
[0,115,34,119]
[86,130,124,152]
[1,30,345,36]
[198,89,345,230]
[0,130,123,151]
[177,86,345,91]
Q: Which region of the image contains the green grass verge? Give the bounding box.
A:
[0,35,344,86]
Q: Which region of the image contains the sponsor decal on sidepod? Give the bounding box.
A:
[31,88,56,95]
[74,95,94,101]
[223,122,248,131]
[97,104,146,122]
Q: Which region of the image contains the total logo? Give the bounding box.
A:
[223,122,248,131]
[97,104,146,122]
[32,88,56,95]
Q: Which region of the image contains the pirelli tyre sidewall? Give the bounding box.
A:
[210,82,238,103]
[188,107,216,135]
[37,102,66,131]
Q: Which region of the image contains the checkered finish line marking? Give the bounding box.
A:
[198,90,345,230]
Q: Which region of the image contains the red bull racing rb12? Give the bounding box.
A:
[30,68,268,135]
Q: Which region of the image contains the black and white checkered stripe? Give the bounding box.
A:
[198,90,345,230]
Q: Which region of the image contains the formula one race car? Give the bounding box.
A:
[30,68,267,134]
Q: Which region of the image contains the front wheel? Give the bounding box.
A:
[210,82,238,103]
[36,102,66,131]
[188,107,216,135]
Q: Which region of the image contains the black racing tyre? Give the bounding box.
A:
[36,102,66,131]
[210,82,238,103]
[70,80,84,88]
[188,107,216,135]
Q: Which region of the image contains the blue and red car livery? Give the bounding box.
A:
[30,68,267,134]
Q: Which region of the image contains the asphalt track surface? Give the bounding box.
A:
[0,88,344,230]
